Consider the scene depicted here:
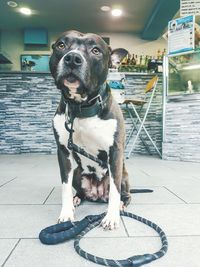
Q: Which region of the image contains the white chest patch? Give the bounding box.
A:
[53,113,117,178]
[73,116,117,155]
[53,114,69,147]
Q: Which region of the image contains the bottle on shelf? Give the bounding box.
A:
[157,49,161,60]
[130,54,136,65]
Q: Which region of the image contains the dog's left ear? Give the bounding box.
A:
[51,42,56,50]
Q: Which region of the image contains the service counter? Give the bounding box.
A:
[162,54,200,163]
[0,71,163,155]
[162,93,200,162]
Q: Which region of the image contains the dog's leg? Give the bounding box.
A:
[101,145,123,230]
[121,162,131,207]
[57,146,75,223]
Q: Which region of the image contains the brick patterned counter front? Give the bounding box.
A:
[0,73,60,154]
[0,72,163,155]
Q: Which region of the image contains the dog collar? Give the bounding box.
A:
[65,83,110,119]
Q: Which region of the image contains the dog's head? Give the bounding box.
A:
[50,30,111,103]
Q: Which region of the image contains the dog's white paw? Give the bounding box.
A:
[101,211,120,230]
[58,206,75,223]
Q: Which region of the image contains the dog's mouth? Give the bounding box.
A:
[62,74,88,103]
[63,74,80,92]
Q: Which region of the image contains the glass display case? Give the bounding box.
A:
[166,51,200,96]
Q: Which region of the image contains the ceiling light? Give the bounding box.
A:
[19,7,32,15]
[111,8,122,17]
[101,6,111,12]
[7,1,18,7]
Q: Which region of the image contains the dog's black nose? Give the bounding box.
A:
[64,52,83,68]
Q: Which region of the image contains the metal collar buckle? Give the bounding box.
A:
[88,94,103,109]
[97,94,103,109]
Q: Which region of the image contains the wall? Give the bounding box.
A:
[0,30,167,71]
[162,96,200,162]
[0,72,163,155]
[103,32,166,55]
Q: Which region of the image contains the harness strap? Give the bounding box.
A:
[65,117,108,169]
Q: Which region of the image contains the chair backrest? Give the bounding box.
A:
[145,75,159,94]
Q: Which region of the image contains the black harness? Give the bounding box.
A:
[39,85,168,266]
[64,83,110,169]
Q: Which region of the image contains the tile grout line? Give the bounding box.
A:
[0,177,17,188]
[139,170,151,176]
[1,234,200,240]
[42,187,55,204]
[1,239,21,267]
[164,186,188,204]
[121,217,130,237]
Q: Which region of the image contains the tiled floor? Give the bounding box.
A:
[0,154,200,267]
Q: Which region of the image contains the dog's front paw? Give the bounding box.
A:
[101,211,120,230]
[58,206,75,223]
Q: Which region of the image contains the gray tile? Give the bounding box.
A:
[70,204,127,238]
[147,236,200,267]
[0,205,59,238]
[0,154,60,186]
[44,186,61,204]
[4,239,96,267]
[123,204,200,236]
[0,239,19,266]
[81,236,200,267]
[0,179,54,204]
[129,171,200,188]
[0,204,127,239]
[126,155,200,179]
[166,185,200,203]
[6,236,200,267]
[3,235,200,267]
[131,186,184,204]
[45,186,89,205]
[0,177,16,187]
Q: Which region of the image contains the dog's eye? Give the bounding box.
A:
[57,42,65,50]
[92,47,100,55]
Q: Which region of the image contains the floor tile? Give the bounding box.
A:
[0,204,127,239]
[5,236,200,267]
[130,186,184,204]
[0,180,54,204]
[4,239,96,267]
[129,172,200,188]
[1,154,200,267]
[0,205,59,238]
[81,236,200,267]
[123,204,200,237]
[0,177,16,188]
[0,239,19,266]
[147,236,200,267]
[166,185,200,203]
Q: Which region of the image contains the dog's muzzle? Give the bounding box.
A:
[64,52,83,69]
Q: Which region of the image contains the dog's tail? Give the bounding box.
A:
[130,189,153,194]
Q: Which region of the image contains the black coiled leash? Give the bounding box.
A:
[39,210,168,266]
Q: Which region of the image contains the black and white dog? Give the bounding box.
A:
[50,30,131,230]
